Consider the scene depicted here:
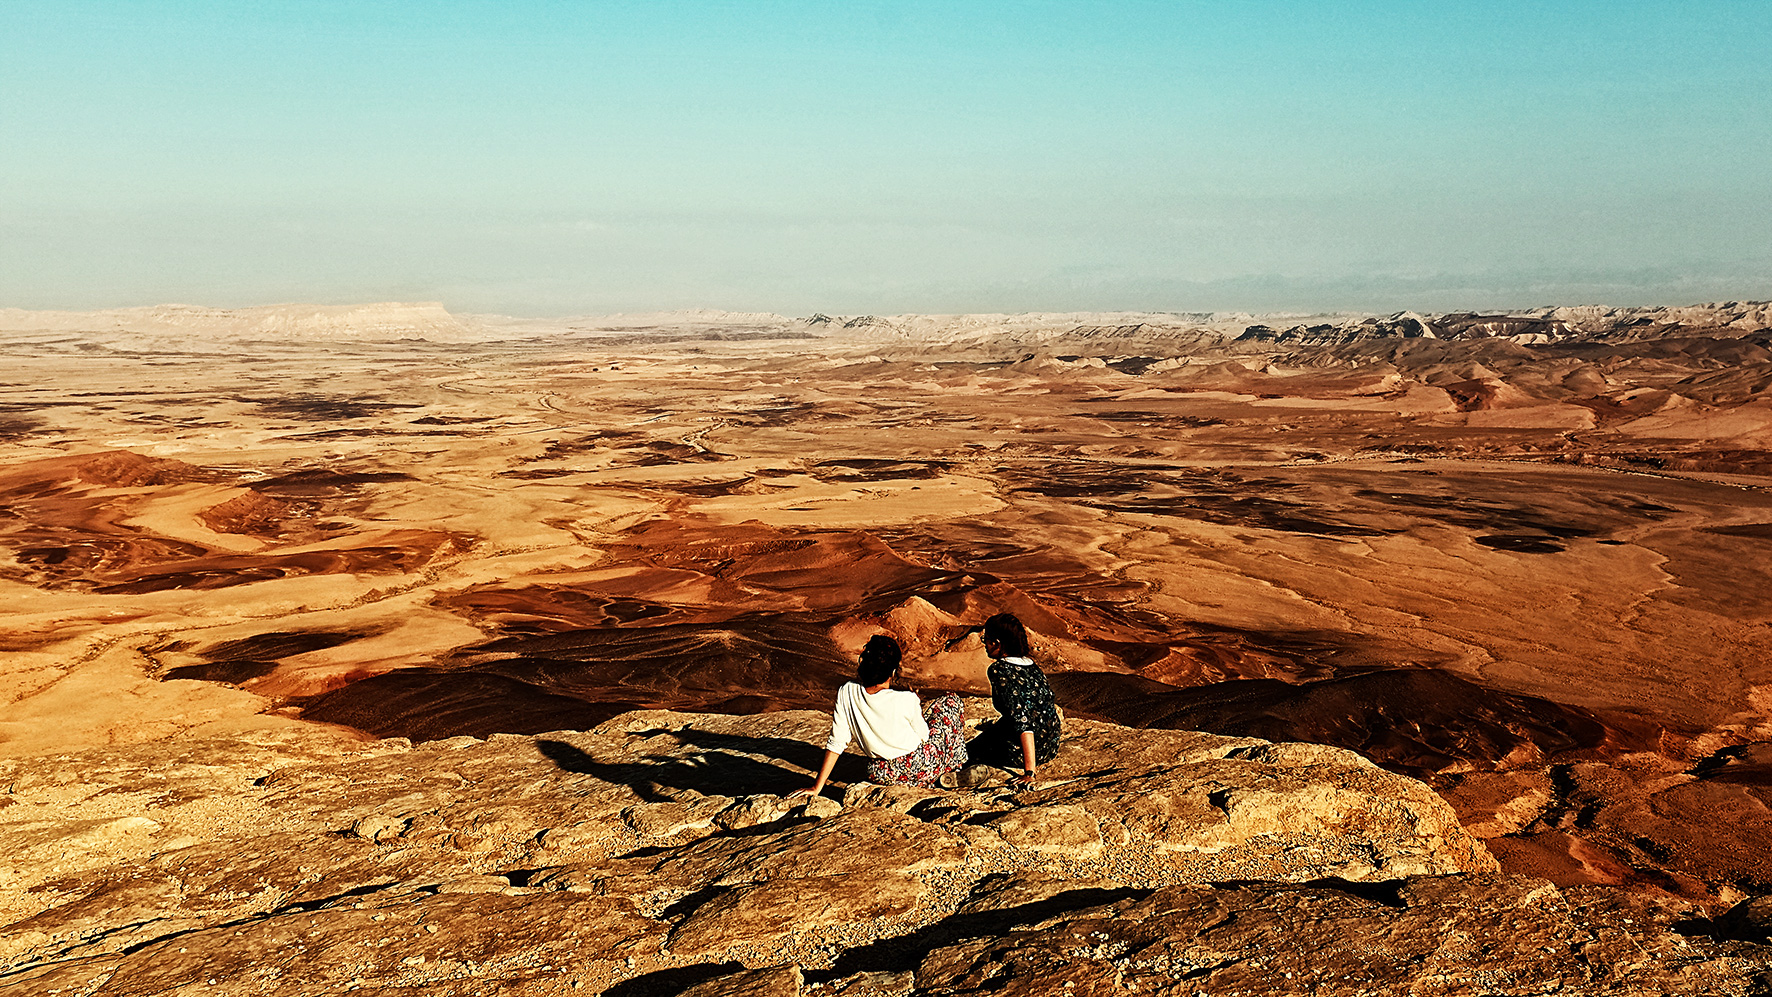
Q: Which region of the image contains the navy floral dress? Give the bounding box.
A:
[969,656,1061,767]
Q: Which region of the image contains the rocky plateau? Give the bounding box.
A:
[2,300,1771,993]
[5,705,1768,995]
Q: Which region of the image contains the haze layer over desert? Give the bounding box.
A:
[4,301,1772,994]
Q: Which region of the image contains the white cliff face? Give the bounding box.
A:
[3,299,1763,352]
[2,704,1762,996]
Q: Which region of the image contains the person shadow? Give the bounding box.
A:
[535,728,869,801]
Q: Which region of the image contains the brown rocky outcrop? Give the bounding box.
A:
[903,874,1758,996]
[2,705,1767,995]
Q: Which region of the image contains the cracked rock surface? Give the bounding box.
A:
[3,706,1767,995]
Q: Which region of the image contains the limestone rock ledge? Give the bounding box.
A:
[0,708,1765,995]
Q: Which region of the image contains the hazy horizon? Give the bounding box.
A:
[4,277,1772,322]
[4,1,1769,316]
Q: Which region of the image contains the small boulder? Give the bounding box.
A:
[349,813,409,842]
[715,795,794,830]
[623,797,733,837]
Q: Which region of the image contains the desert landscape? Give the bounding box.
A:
[4,300,1772,994]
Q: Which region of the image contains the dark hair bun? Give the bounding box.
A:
[856,634,903,686]
[982,613,1030,658]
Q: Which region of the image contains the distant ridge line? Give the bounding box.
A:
[0,300,1765,347]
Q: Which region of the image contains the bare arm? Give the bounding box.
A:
[1018,730,1038,783]
[791,749,841,798]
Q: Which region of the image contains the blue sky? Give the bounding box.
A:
[3,1,1768,315]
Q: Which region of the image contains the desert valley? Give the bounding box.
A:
[3,300,1771,995]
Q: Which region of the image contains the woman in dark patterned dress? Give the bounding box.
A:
[964,613,1061,787]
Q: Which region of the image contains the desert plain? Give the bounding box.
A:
[3,300,1772,995]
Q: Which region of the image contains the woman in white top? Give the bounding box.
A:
[793,635,967,795]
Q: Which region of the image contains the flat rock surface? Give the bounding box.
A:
[904,874,1760,997]
[2,707,1768,994]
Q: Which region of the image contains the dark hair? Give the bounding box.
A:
[856,635,903,686]
[982,613,1029,658]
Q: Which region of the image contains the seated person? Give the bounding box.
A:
[793,635,967,795]
[965,612,1060,788]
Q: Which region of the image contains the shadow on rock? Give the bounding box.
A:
[809,885,1149,982]
[603,961,746,997]
[535,730,857,802]
[1678,895,1772,945]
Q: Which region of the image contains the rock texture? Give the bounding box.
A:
[904,875,1753,997]
[5,300,1772,993]
[2,706,1767,995]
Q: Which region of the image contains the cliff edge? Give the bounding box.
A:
[3,704,1766,995]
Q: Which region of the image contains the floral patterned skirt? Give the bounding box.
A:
[866,693,968,787]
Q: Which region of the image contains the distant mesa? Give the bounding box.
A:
[784,301,1770,352]
[0,301,482,342]
[3,299,1765,350]
[1230,303,1771,348]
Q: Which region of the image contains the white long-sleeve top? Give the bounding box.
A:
[824,682,928,760]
